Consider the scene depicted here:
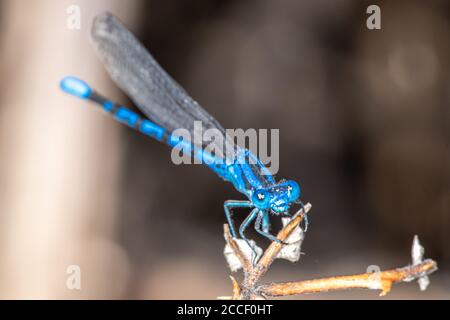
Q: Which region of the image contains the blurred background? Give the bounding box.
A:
[0,0,449,299]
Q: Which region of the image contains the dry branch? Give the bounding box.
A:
[258,259,437,297]
[223,203,438,300]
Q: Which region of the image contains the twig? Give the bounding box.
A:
[223,203,438,300]
[224,204,310,299]
[240,205,310,298]
[257,259,437,297]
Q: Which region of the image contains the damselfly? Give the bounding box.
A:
[60,12,307,250]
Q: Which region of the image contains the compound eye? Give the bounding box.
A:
[286,180,301,202]
[252,189,270,208]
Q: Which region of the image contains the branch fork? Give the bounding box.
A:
[222,204,438,300]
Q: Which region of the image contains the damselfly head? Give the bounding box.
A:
[251,180,301,214]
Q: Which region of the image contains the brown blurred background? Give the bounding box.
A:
[0,0,449,299]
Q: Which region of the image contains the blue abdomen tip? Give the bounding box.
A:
[60,76,92,99]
